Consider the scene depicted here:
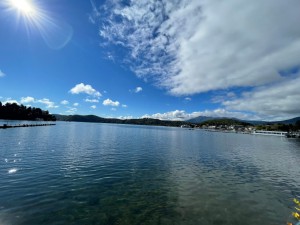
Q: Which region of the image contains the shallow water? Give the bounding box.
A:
[0,122,300,225]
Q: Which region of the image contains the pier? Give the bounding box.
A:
[0,123,56,129]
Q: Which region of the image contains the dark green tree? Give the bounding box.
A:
[0,101,56,121]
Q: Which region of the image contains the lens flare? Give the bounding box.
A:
[10,0,36,16]
[3,0,73,49]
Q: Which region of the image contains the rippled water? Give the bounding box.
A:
[1,122,300,225]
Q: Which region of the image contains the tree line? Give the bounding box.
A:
[54,114,184,127]
[255,122,300,132]
[0,101,56,121]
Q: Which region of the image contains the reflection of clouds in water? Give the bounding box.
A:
[227,136,300,186]
[59,123,100,176]
[163,131,299,224]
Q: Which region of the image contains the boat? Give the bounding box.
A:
[180,124,191,128]
[252,130,288,137]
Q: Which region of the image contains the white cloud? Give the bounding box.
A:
[69,83,101,98]
[3,96,60,109]
[142,109,258,121]
[129,87,143,93]
[142,110,187,121]
[98,0,300,97]
[2,98,19,105]
[191,109,258,121]
[37,98,58,108]
[111,108,116,111]
[91,105,97,109]
[61,100,69,105]
[211,91,237,104]
[89,0,100,24]
[122,104,127,108]
[184,97,192,101]
[0,70,5,77]
[118,116,134,119]
[223,76,300,120]
[73,103,79,106]
[103,98,120,107]
[134,87,143,93]
[85,98,99,103]
[66,107,77,114]
[227,92,236,98]
[20,96,35,104]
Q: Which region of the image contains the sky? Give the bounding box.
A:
[0,0,300,121]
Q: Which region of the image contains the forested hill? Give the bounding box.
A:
[0,102,56,121]
[199,118,252,126]
[54,114,185,127]
[55,114,250,127]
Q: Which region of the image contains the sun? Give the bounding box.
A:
[9,0,36,17]
[4,0,73,49]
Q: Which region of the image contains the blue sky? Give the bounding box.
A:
[0,0,300,121]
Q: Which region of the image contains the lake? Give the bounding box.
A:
[0,122,300,225]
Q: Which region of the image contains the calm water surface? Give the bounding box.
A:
[1,122,300,225]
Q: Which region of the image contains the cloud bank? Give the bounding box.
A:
[142,109,260,121]
[98,0,300,95]
[2,98,19,105]
[4,96,58,109]
[20,96,35,104]
[223,76,300,120]
[96,0,300,118]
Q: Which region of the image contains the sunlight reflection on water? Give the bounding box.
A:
[8,168,18,174]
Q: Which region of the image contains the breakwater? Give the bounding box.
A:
[0,123,56,129]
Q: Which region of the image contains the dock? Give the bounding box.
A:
[0,123,56,129]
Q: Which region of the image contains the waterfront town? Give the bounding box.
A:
[182,123,300,138]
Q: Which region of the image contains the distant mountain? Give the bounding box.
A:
[54,114,112,123]
[267,117,300,125]
[54,114,300,128]
[197,118,252,126]
[187,115,250,123]
[187,116,300,125]
[241,116,300,125]
[186,116,215,123]
[239,120,266,125]
[53,114,185,127]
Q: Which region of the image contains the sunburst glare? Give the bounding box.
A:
[9,0,36,16]
[5,0,46,32]
[3,0,73,49]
